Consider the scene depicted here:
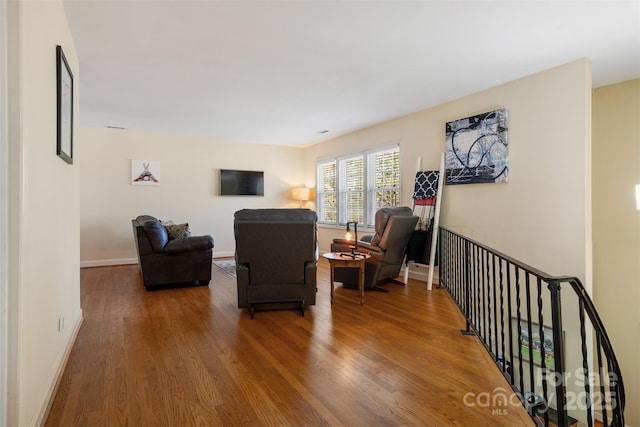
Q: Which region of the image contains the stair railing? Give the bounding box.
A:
[438,227,625,427]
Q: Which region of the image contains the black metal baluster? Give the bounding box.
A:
[482,250,491,346]
[460,235,464,301]
[506,261,514,382]
[448,232,453,291]
[579,299,593,427]
[468,240,475,330]
[491,254,498,357]
[452,234,457,303]
[446,230,450,289]
[463,239,472,334]
[473,245,482,332]
[596,334,608,427]
[456,234,460,300]
[525,274,535,410]
[536,277,549,426]
[516,268,524,394]
[499,258,506,373]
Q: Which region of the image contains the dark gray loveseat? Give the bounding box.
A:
[234,208,318,317]
[132,215,214,290]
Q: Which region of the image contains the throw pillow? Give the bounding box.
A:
[165,223,191,240]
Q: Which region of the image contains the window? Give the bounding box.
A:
[317,145,400,227]
[317,160,337,222]
[340,154,364,224]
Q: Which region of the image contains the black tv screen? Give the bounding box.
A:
[220,169,264,196]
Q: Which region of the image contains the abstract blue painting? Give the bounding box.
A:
[445,108,508,185]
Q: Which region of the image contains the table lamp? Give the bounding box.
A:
[292,187,310,208]
[344,221,359,257]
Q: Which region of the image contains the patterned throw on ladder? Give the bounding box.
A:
[412,171,439,206]
[407,171,440,265]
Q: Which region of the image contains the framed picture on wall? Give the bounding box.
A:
[56,45,73,165]
[516,319,560,370]
[131,160,161,186]
[445,108,508,185]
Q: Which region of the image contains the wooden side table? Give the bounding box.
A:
[323,252,371,305]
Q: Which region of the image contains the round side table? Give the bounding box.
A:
[322,252,371,305]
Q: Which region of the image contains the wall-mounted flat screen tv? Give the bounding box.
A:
[220,169,264,196]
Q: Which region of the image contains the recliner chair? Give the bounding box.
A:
[330,206,418,291]
[234,208,318,318]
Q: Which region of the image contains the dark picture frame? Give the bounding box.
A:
[56,45,73,164]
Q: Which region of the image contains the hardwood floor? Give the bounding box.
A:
[45,260,534,427]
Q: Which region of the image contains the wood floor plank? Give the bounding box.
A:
[45,260,534,427]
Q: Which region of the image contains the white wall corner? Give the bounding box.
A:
[35,311,83,426]
[0,0,8,425]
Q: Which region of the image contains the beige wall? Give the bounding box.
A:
[7,0,82,425]
[593,78,640,427]
[79,127,306,263]
[439,60,592,281]
[308,59,593,286]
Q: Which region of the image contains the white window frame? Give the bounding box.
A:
[316,159,337,223]
[316,143,400,228]
[338,153,364,226]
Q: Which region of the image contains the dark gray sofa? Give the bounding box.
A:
[234,208,318,317]
[132,215,214,290]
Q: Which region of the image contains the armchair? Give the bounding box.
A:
[330,206,418,291]
[234,208,318,318]
[132,215,214,290]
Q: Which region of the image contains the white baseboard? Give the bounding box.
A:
[213,251,234,258]
[80,254,435,283]
[319,251,435,284]
[37,310,83,427]
[401,262,430,282]
[81,251,235,268]
[80,258,138,268]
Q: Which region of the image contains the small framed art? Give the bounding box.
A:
[131,160,161,186]
[516,319,560,370]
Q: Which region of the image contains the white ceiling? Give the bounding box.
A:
[63,0,640,146]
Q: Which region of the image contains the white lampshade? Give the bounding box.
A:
[292,187,310,202]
